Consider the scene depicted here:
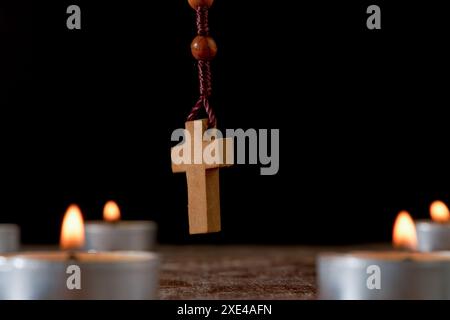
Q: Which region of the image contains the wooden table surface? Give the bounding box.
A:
[159,245,322,300]
[23,244,376,299]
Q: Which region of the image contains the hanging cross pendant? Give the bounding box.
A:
[172,119,233,234]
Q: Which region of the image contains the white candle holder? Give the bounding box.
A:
[317,251,450,299]
[416,220,450,252]
[85,221,157,251]
[0,251,159,300]
[0,224,20,253]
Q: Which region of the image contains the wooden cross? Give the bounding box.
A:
[171,119,233,234]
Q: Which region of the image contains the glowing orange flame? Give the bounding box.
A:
[60,204,85,250]
[430,200,450,223]
[393,210,417,250]
[103,200,121,222]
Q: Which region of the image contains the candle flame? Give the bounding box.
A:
[430,200,450,223]
[60,204,85,250]
[393,210,417,250]
[103,200,121,222]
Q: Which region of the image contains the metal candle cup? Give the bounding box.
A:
[0,251,159,299]
[85,221,157,251]
[416,220,450,252]
[0,224,20,253]
[317,251,450,300]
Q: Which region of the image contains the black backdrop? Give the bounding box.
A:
[2,0,450,245]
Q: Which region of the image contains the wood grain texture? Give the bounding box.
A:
[159,246,318,300]
[171,119,233,234]
[186,167,221,233]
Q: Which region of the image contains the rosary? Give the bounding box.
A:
[171,0,233,235]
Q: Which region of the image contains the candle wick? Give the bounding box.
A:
[68,251,78,261]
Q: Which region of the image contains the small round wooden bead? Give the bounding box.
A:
[188,0,214,9]
[191,36,217,60]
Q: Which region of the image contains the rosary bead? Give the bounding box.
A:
[191,36,217,60]
[188,0,214,9]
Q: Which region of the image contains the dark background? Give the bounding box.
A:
[2,1,449,245]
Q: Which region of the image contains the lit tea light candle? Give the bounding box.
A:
[416,200,450,252]
[84,201,157,251]
[318,210,450,299]
[318,251,450,299]
[0,205,159,300]
[0,224,20,253]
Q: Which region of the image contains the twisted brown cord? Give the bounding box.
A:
[187,6,216,128]
[196,6,209,36]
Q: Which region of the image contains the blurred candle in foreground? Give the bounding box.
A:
[317,209,450,300]
[0,204,159,299]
